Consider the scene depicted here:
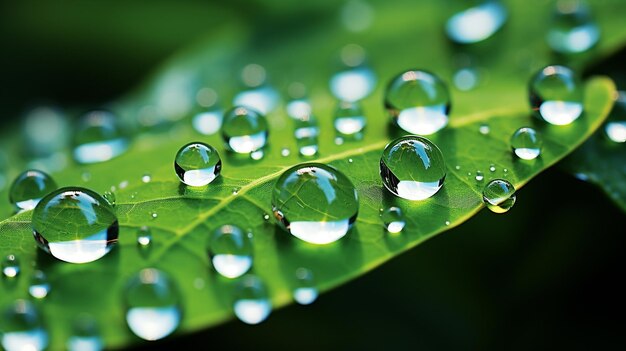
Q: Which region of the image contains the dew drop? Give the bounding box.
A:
[475,171,485,182]
[67,315,102,351]
[28,270,50,299]
[222,107,269,154]
[489,165,496,172]
[479,124,490,135]
[263,214,270,221]
[348,158,353,163]
[547,0,599,54]
[529,65,583,125]
[385,70,450,135]
[141,174,151,183]
[335,137,344,145]
[0,300,48,351]
[8,170,57,212]
[124,268,181,341]
[250,150,264,161]
[445,220,451,226]
[232,188,239,196]
[334,101,366,136]
[137,226,152,247]
[174,142,221,187]
[32,187,118,264]
[281,148,291,157]
[381,207,406,234]
[286,98,312,120]
[208,225,253,279]
[453,67,479,91]
[151,212,158,219]
[72,110,129,164]
[380,136,446,200]
[2,254,20,278]
[511,127,543,160]
[605,92,626,143]
[455,165,461,170]
[445,1,508,44]
[297,137,319,157]
[272,163,358,244]
[233,275,271,325]
[192,108,223,135]
[119,180,129,189]
[233,65,279,114]
[293,268,318,305]
[483,179,516,213]
[102,191,116,207]
[329,46,376,102]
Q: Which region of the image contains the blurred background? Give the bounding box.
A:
[1,0,625,349]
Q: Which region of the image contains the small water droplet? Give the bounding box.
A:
[380,136,446,200]
[273,163,358,244]
[130,192,137,199]
[232,188,239,196]
[479,124,490,135]
[9,170,57,212]
[141,174,151,183]
[250,150,264,161]
[547,0,599,54]
[348,158,353,163]
[335,137,344,145]
[445,220,451,226]
[72,110,129,164]
[334,101,366,136]
[233,275,271,325]
[297,136,319,157]
[102,190,116,207]
[385,70,450,135]
[67,315,102,351]
[263,214,270,221]
[286,98,312,120]
[32,187,118,264]
[330,46,376,102]
[222,107,269,154]
[511,127,543,160]
[605,92,626,143]
[2,254,20,278]
[208,225,253,279]
[293,268,318,305]
[530,65,583,125]
[81,171,91,182]
[137,226,152,247]
[381,207,406,234]
[233,65,279,114]
[0,300,48,351]
[483,179,516,213]
[28,270,50,299]
[503,168,508,173]
[124,269,181,341]
[174,142,221,187]
[455,165,461,170]
[119,180,129,189]
[192,108,223,135]
[151,212,158,219]
[281,148,291,157]
[489,164,496,172]
[453,67,479,91]
[475,171,485,181]
[445,1,508,44]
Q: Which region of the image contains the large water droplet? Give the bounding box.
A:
[445,1,508,44]
[385,70,450,135]
[272,163,359,244]
[381,207,406,234]
[334,101,366,136]
[32,187,118,264]
[529,65,583,126]
[0,300,48,351]
[483,179,516,213]
[67,315,102,351]
[547,0,599,54]
[208,225,253,279]
[174,142,221,187]
[72,110,129,164]
[124,268,181,341]
[2,254,19,278]
[605,91,626,143]
[28,270,50,299]
[511,127,543,160]
[233,275,271,325]
[9,170,57,212]
[222,107,269,154]
[380,136,446,200]
[293,268,318,305]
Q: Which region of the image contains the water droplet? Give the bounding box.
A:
[250,150,264,161]
[489,164,496,172]
[453,67,479,91]
[294,115,319,139]
[445,1,508,44]
[151,212,158,219]
[530,65,583,125]
[118,180,129,189]
[233,275,271,325]
[67,315,102,351]
[547,0,599,54]
[455,165,461,170]
[335,137,344,145]
[293,268,318,305]
[102,191,116,207]
[503,168,508,173]
[272,163,358,244]
[281,148,291,157]
[385,70,450,135]
[222,107,269,154]
[0,300,48,351]
[330,49,376,102]
[2,255,20,278]
[381,207,406,234]
[286,98,312,120]
[9,170,57,212]
[81,171,91,182]
[232,188,239,196]
[511,127,543,160]
[475,171,485,182]
[334,101,366,136]
[137,226,152,247]
[28,270,50,299]
[72,110,129,164]
[174,142,221,187]
[208,225,253,279]
[141,174,151,183]
[605,92,626,143]
[32,187,118,264]
[297,136,319,157]
[445,220,451,226]
[124,269,181,341]
[192,108,223,135]
[479,124,490,135]
[483,179,516,213]
[348,158,354,163]
[380,136,446,200]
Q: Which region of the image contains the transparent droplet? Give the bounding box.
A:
[604,91,626,143]
[32,187,118,264]
[281,148,291,157]
[222,107,269,154]
[263,213,270,221]
[118,180,129,189]
[479,124,490,135]
[293,268,318,305]
[72,110,129,164]
[385,70,450,135]
[2,255,20,278]
[335,137,344,145]
[233,275,271,325]
[381,207,406,234]
[511,127,543,160]
[28,270,50,299]
[102,191,116,207]
[455,165,461,170]
[380,136,446,200]
[445,220,451,226]
[286,98,312,120]
[137,226,152,247]
[489,164,496,172]
[330,46,376,102]
[529,65,583,125]
[9,170,57,212]
[232,188,239,196]
[192,108,223,135]
[334,101,366,136]
[250,150,264,161]
[453,67,479,91]
[151,212,158,219]
[547,0,599,54]
[174,142,221,187]
[445,1,508,44]
[475,171,485,182]
[124,268,181,341]
[348,158,353,163]
[297,136,319,157]
[483,179,516,213]
[272,163,359,244]
[141,174,151,183]
[67,315,102,351]
[208,225,253,279]
[294,115,319,140]
[0,300,48,351]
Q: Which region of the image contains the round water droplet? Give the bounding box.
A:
[250,150,264,161]
[453,67,479,91]
[67,315,102,351]
[547,0,599,54]
[445,1,508,44]
[28,270,50,299]
[286,98,312,120]
[330,66,376,102]
[445,220,451,226]
[174,142,221,187]
[141,174,151,183]
[529,65,583,125]
[281,148,291,157]
[604,91,626,143]
[137,226,152,247]
[151,212,158,219]
[475,171,485,182]
[2,254,20,278]
[334,101,366,136]
[297,137,319,157]
[385,70,450,135]
[72,110,129,164]
[381,207,406,234]
[511,127,543,160]
[192,108,223,135]
[233,275,271,325]
[102,191,116,207]
[489,164,496,172]
[9,170,57,212]
[208,225,253,279]
[124,268,181,341]
[0,300,48,351]
[483,179,516,213]
[335,137,344,145]
[380,136,446,200]
[293,268,318,305]
[272,163,359,244]
[32,187,118,264]
[222,107,269,154]
[479,124,490,135]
